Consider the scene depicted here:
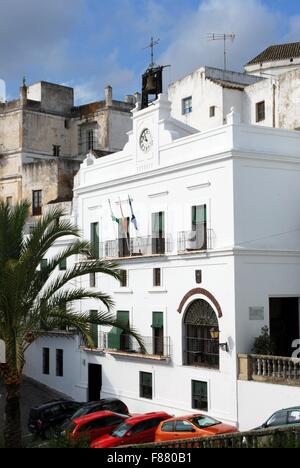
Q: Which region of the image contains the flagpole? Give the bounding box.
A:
[128,195,142,255]
[119,198,131,255]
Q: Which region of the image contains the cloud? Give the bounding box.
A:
[0,0,84,81]
[159,0,298,83]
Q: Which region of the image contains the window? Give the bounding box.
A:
[40,259,48,271]
[175,420,195,433]
[184,299,219,368]
[153,268,161,287]
[267,411,287,428]
[6,197,12,206]
[43,348,50,375]
[182,97,192,115]
[56,349,64,377]
[32,190,42,216]
[91,223,99,259]
[89,311,98,348]
[107,311,130,351]
[188,205,207,251]
[118,218,130,258]
[195,270,202,284]
[288,410,300,425]
[152,312,164,356]
[59,258,67,271]
[90,272,96,288]
[140,372,153,400]
[119,270,128,288]
[192,381,208,411]
[87,130,95,151]
[256,101,265,122]
[161,421,175,433]
[209,106,216,118]
[53,145,61,157]
[152,212,165,255]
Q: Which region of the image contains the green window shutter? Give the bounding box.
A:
[91,223,100,258]
[40,259,47,271]
[152,312,164,329]
[152,212,165,237]
[89,310,98,347]
[59,258,67,271]
[107,311,129,350]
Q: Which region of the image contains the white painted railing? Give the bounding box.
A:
[238,354,300,385]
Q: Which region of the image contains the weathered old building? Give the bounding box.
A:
[0,80,135,219]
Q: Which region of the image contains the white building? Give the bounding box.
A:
[25,44,300,431]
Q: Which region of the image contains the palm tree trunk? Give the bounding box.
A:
[4,382,22,449]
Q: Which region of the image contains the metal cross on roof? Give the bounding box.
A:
[144,37,160,68]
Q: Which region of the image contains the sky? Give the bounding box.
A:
[0,0,299,104]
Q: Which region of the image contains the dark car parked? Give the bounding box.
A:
[28,399,82,438]
[60,399,129,430]
[254,407,300,431]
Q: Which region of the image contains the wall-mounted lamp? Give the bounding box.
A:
[210,328,229,352]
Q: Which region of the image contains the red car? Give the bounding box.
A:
[64,411,128,443]
[91,412,172,448]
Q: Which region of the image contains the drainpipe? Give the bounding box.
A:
[272,83,276,128]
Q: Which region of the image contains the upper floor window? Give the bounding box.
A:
[209,106,216,118]
[87,130,95,151]
[256,101,265,122]
[152,212,165,255]
[191,205,207,250]
[53,145,61,157]
[119,270,128,288]
[153,268,161,287]
[32,190,42,216]
[182,97,192,115]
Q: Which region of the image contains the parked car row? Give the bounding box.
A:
[28,398,300,448]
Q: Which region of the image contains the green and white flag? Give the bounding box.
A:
[108,199,120,225]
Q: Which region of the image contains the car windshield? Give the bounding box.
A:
[111,423,132,438]
[70,406,90,420]
[191,416,220,429]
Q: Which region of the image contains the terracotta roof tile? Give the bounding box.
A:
[246,42,300,66]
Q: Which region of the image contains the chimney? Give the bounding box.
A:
[20,77,28,107]
[105,85,113,107]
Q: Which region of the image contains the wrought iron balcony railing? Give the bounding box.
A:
[100,236,173,259]
[178,228,214,252]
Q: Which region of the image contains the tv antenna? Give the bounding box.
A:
[143,37,160,68]
[208,33,236,71]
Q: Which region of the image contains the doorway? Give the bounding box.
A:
[269,298,300,357]
[88,364,102,402]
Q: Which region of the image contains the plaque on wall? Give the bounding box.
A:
[249,307,265,321]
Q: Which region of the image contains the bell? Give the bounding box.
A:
[144,74,157,93]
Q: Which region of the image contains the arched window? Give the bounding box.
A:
[184,299,219,369]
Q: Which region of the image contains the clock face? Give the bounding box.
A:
[140,129,153,153]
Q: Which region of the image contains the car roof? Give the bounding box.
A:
[125,412,170,425]
[160,414,220,423]
[74,411,127,425]
[83,399,122,408]
[32,400,74,411]
[279,407,300,412]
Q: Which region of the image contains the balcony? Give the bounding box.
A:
[93,332,171,361]
[100,236,173,259]
[178,228,214,253]
[239,354,300,386]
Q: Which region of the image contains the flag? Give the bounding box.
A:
[108,199,119,225]
[128,196,138,231]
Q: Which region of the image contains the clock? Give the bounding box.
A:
[140,129,153,153]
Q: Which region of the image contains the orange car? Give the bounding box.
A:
[155,414,238,442]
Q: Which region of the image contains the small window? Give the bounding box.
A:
[153,268,161,287]
[161,421,175,433]
[175,420,195,433]
[56,349,64,377]
[119,270,128,288]
[40,259,47,271]
[53,145,61,157]
[90,272,96,288]
[32,190,42,216]
[182,97,192,115]
[59,258,67,271]
[192,381,208,411]
[87,130,95,151]
[256,101,265,122]
[6,197,13,206]
[140,372,153,400]
[267,411,288,428]
[209,106,216,118]
[195,270,202,284]
[43,348,50,375]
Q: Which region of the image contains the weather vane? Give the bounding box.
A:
[143,37,160,68]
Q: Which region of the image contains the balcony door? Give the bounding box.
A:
[152,212,165,255]
[118,218,130,257]
[270,298,300,357]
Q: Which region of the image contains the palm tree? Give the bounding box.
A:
[0,201,145,449]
